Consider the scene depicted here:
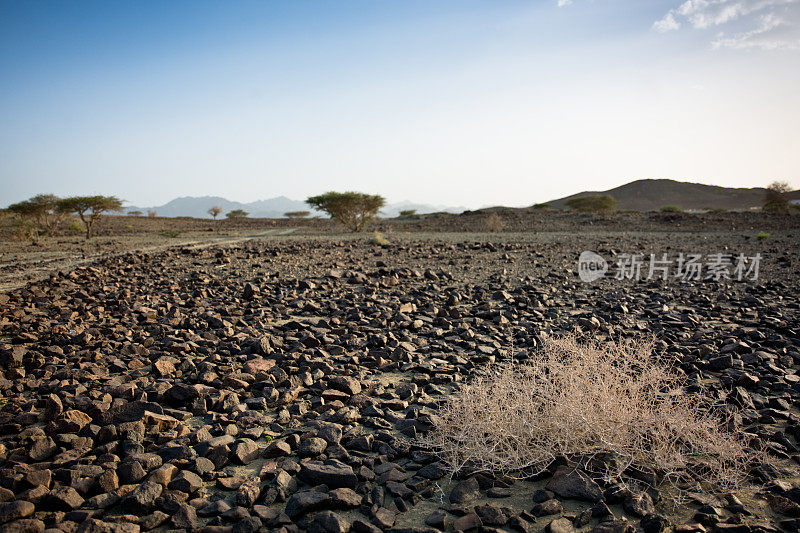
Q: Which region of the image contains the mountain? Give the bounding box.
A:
[545,179,800,212]
[126,196,466,219]
[125,196,309,219]
[380,201,467,218]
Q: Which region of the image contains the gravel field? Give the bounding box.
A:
[0,222,799,533]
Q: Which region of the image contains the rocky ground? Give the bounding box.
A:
[3,210,797,291]
[0,229,799,533]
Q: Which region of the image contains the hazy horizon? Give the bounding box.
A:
[2,1,799,209]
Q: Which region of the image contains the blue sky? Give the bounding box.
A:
[1,0,798,208]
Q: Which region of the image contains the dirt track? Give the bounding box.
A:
[0,228,298,292]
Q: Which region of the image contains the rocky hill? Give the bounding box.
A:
[546,178,800,211]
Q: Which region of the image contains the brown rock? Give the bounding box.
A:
[549,518,575,533]
[96,471,119,493]
[0,501,35,524]
[453,513,481,532]
[43,487,84,511]
[1,518,46,533]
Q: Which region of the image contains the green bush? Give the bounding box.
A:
[67,221,84,234]
[756,231,770,241]
[564,195,617,213]
[660,205,683,213]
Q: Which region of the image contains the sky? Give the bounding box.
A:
[1,0,799,209]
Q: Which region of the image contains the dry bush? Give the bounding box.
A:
[424,336,760,496]
[764,180,791,213]
[370,231,390,245]
[484,213,505,232]
[10,220,39,243]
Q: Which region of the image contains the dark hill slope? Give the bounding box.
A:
[546,179,799,211]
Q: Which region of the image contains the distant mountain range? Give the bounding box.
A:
[544,179,800,212]
[126,196,467,219]
[123,179,798,219]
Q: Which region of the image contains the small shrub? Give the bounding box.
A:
[763,181,791,213]
[208,206,222,219]
[532,203,550,210]
[11,220,39,242]
[67,221,84,234]
[369,231,390,245]
[485,213,505,232]
[399,209,417,218]
[285,211,311,218]
[226,209,248,219]
[704,207,727,213]
[756,231,770,241]
[424,336,759,497]
[565,194,617,213]
[127,210,143,216]
[660,205,683,213]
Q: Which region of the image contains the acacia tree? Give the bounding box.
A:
[226,209,248,219]
[208,206,222,219]
[306,191,385,232]
[764,181,792,213]
[6,194,71,235]
[60,195,123,239]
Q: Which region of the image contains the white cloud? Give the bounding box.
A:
[557,0,573,6]
[712,11,800,47]
[653,13,681,32]
[654,0,800,49]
